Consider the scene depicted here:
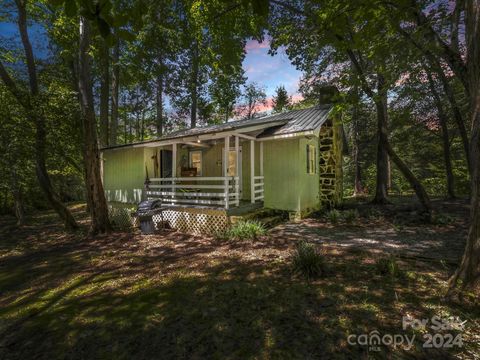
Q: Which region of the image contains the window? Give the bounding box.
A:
[189,150,202,176]
[306,144,316,174]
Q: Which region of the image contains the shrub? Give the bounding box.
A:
[432,213,455,226]
[292,241,325,279]
[326,209,340,224]
[375,255,402,277]
[343,209,359,224]
[226,220,266,241]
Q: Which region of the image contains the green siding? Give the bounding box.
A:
[298,137,321,212]
[263,138,300,211]
[102,136,323,211]
[103,147,145,204]
[263,137,320,212]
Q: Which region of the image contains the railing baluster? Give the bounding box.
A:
[146,176,241,209]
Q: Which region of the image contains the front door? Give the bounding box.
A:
[224,147,242,195]
[160,149,172,178]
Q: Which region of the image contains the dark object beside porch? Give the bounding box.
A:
[136,199,164,234]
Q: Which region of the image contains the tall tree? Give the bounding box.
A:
[350,87,365,197]
[447,0,480,293]
[77,14,112,235]
[110,35,120,145]
[237,82,267,119]
[381,0,480,294]
[272,85,291,113]
[426,70,456,199]
[0,0,78,229]
[99,40,110,146]
[269,0,432,214]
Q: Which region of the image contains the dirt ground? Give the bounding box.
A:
[0,198,478,359]
[271,198,470,264]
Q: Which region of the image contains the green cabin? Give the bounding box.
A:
[101,105,343,230]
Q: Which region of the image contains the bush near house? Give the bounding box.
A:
[219,220,267,241]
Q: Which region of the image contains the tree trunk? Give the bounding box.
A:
[434,62,471,173]
[0,0,78,230]
[78,17,111,235]
[427,71,456,198]
[449,0,480,293]
[156,73,164,137]
[387,155,392,191]
[225,105,229,123]
[190,41,199,128]
[110,37,119,146]
[352,102,364,196]
[385,141,432,216]
[99,41,110,147]
[11,168,25,226]
[372,76,389,204]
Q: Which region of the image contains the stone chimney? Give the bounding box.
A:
[317,85,339,105]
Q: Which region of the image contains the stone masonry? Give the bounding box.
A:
[318,119,343,208]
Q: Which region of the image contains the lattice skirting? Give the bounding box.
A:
[108,203,230,235]
[153,207,229,236]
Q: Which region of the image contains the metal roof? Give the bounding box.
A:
[102,105,332,150]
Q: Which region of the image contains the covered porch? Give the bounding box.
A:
[143,130,268,210]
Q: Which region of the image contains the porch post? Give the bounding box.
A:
[172,142,177,177]
[260,141,263,176]
[172,142,177,201]
[224,135,230,209]
[235,135,240,206]
[250,139,255,203]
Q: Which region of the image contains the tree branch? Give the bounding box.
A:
[0,61,29,108]
[15,0,39,96]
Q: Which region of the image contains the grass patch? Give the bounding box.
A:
[221,220,267,241]
[326,209,340,224]
[291,241,325,279]
[374,255,403,278]
[343,209,360,224]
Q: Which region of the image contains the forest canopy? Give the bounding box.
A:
[0,0,479,292]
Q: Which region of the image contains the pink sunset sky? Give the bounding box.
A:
[242,38,303,113]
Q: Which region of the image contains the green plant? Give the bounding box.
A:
[343,209,359,224]
[292,241,325,279]
[432,213,455,226]
[375,256,402,277]
[326,209,340,224]
[226,220,266,241]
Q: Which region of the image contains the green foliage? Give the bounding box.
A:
[236,82,267,119]
[272,85,291,113]
[432,213,455,226]
[223,220,267,241]
[343,209,359,224]
[292,241,325,279]
[109,205,136,230]
[326,209,340,224]
[375,256,402,278]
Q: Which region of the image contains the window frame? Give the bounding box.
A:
[306,144,316,175]
[189,150,203,176]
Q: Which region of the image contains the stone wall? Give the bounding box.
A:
[318,118,343,208]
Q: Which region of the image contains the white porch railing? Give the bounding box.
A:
[145,177,239,209]
[253,175,264,202]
